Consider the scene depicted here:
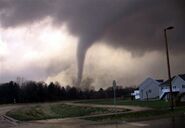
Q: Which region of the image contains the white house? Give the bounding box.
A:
[131,90,140,100]
[137,77,163,100]
[159,74,185,101]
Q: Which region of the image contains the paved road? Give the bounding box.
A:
[0,104,23,128]
[13,116,185,128]
[87,115,185,128]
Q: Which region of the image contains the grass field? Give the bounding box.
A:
[84,106,185,122]
[6,103,125,121]
[77,99,170,109]
[6,99,185,122]
[78,99,185,121]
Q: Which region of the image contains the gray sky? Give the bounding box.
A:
[0,0,185,88]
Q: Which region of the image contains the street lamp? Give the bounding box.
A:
[164,26,174,111]
[113,80,117,106]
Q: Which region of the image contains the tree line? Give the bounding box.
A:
[0,80,136,104]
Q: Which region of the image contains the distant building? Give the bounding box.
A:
[131,90,140,100]
[131,74,185,101]
[131,77,163,100]
[138,77,163,100]
[159,74,185,101]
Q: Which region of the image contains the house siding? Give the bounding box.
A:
[139,78,160,100]
[159,75,185,100]
[172,76,185,93]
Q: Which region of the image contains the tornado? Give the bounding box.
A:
[76,37,98,86]
[76,42,87,86]
[0,0,184,87]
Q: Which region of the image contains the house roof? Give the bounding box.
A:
[179,74,185,81]
[160,76,176,86]
[156,80,164,83]
[139,77,161,89]
[160,74,185,86]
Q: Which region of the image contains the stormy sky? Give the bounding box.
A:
[0,0,185,88]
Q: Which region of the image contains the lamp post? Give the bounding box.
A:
[164,26,174,111]
[113,80,117,106]
[112,80,117,113]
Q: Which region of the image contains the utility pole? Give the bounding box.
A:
[164,26,174,111]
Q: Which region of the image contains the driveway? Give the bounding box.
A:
[0,104,23,128]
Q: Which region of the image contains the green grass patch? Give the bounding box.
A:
[77,99,169,109]
[50,104,111,118]
[78,99,185,122]
[85,107,185,122]
[6,103,123,121]
[6,105,56,121]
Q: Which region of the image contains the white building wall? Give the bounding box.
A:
[147,82,160,99]
[159,75,185,99]
[172,76,185,93]
[139,78,160,100]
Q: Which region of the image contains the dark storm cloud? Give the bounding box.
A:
[0,0,184,84]
[103,0,185,55]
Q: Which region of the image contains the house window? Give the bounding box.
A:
[148,89,152,93]
[141,90,143,98]
[182,85,185,89]
[173,86,176,89]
